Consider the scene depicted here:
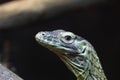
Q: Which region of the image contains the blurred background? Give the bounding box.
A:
[0,0,119,80]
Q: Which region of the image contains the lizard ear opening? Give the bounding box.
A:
[76,40,88,54]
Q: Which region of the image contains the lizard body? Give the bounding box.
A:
[35,29,107,80]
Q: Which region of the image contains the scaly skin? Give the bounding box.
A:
[35,29,107,80]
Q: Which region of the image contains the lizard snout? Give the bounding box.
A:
[35,32,46,41]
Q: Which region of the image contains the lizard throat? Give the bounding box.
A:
[55,52,90,79]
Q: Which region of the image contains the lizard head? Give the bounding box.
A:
[35,29,107,79]
[35,29,87,55]
[35,29,92,78]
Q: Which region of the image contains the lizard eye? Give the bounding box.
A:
[59,32,76,44]
[64,35,72,41]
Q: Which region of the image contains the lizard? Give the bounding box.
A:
[35,29,107,80]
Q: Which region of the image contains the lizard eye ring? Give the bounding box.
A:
[59,32,76,44]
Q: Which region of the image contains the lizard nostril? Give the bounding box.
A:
[41,33,45,36]
[35,32,46,40]
[40,32,46,37]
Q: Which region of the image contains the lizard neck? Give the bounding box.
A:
[57,50,107,80]
[59,54,89,79]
